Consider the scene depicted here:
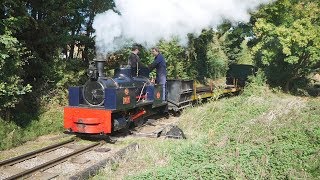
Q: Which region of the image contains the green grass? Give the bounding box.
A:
[0,106,64,150]
[131,96,319,179]
[93,82,320,179]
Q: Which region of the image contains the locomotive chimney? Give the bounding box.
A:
[95,54,106,77]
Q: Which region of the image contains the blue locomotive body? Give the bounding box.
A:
[64,60,166,134]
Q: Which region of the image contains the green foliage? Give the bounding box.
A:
[206,35,229,79]
[237,39,254,65]
[242,69,268,96]
[157,40,188,79]
[39,58,87,106]
[188,30,214,81]
[0,27,32,111]
[187,30,229,82]
[0,56,84,149]
[0,0,113,120]
[252,0,320,91]
[219,22,253,64]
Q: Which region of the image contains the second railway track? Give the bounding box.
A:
[0,139,75,168]
[0,138,138,180]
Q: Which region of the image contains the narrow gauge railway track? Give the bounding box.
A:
[0,139,101,180]
[0,139,75,167]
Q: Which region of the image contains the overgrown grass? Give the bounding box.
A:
[136,101,319,179]
[94,77,320,179]
[0,106,64,150]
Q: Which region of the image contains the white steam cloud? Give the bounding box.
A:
[93,0,272,54]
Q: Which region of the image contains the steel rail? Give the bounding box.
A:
[4,142,101,180]
[0,138,75,167]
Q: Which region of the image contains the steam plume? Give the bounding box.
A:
[93,0,272,54]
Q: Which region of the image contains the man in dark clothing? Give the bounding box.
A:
[148,47,167,101]
[128,45,144,77]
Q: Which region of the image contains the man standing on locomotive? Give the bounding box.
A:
[128,45,144,77]
[149,47,167,101]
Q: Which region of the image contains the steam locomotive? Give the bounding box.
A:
[64,60,254,135]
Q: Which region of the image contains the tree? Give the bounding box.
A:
[0,27,32,116]
[251,0,320,91]
[187,30,216,82]
[182,29,232,83]
[0,2,33,118]
[218,22,253,64]
[206,34,229,79]
[237,39,254,65]
[0,0,115,120]
[81,0,115,63]
[158,40,187,79]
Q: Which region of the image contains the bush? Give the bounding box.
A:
[0,29,32,115]
[242,69,269,96]
[0,106,63,150]
[0,57,84,150]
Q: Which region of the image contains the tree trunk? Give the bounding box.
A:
[69,43,75,59]
[285,79,291,93]
[83,46,89,64]
[5,109,11,121]
[284,76,297,93]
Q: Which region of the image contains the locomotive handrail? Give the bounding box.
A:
[107,77,119,88]
[137,82,147,102]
